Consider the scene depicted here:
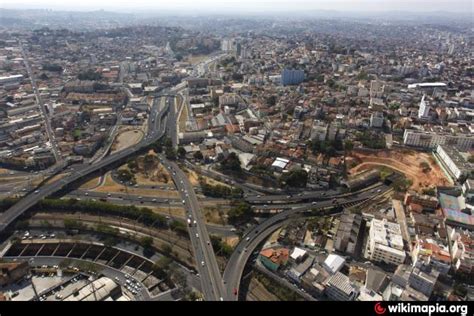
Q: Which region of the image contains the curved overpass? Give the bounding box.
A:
[222,184,391,300]
[0,98,171,232]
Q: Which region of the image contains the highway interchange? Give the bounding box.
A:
[0,55,394,301]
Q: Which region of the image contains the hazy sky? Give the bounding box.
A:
[1,0,472,13]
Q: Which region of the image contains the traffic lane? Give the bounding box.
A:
[224,219,291,300]
[0,102,170,231]
[223,185,392,298]
[169,162,225,300]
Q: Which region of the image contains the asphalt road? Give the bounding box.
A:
[222,184,391,300]
[20,42,62,163]
[0,93,171,232]
[161,157,227,301]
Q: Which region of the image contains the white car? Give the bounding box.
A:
[195,233,199,238]
[201,261,205,267]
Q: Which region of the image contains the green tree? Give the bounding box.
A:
[280,169,308,188]
[165,147,176,160]
[177,146,186,159]
[140,236,153,249]
[228,202,253,225]
[220,152,242,173]
[193,151,203,161]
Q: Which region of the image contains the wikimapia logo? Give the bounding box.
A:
[374,302,469,316]
[375,302,387,315]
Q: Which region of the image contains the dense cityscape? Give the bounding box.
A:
[0,3,472,306]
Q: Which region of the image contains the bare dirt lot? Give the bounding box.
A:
[111,128,143,153]
[348,148,450,191]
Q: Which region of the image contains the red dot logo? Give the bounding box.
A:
[374,302,387,315]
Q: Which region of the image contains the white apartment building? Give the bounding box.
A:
[368,218,406,265]
[418,95,431,119]
[435,145,472,181]
[403,128,474,151]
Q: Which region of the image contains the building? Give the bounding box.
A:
[462,180,474,201]
[0,261,29,286]
[370,111,384,128]
[403,128,474,151]
[370,80,385,98]
[63,277,120,301]
[271,157,290,172]
[310,120,328,141]
[281,69,305,86]
[287,256,314,283]
[334,211,365,257]
[322,254,346,275]
[408,266,439,297]
[258,248,289,272]
[368,218,406,265]
[434,145,472,182]
[325,272,359,301]
[412,239,451,274]
[0,74,24,86]
[290,247,307,263]
[418,95,431,119]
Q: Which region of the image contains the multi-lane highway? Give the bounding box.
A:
[161,158,227,301]
[222,184,391,300]
[0,94,171,232]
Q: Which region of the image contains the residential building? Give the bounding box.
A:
[325,272,359,301]
[281,69,305,86]
[334,211,365,257]
[403,127,474,151]
[258,248,289,272]
[418,95,430,119]
[434,145,472,181]
[368,218,406,265]
[408,266,439,297]
[322,254,345,275]
[370,111,384,128]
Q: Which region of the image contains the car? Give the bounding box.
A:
[50,234,55,238]
[230,228,237,232]
[312,201,317,205]
[152,198,157,202]
[85,192,89,196]
[34,190,40,194]
[207,241,210,245]
[245,237,250,241]
[138,196,143,199]
[195,233,199,238]
[193,220,197,225]
[182,200,186,204]
[201,261,205,267]
[377,189,382,193]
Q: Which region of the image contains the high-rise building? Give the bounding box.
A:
[418,95,431,119]
[281,69,305,86]
[370,111,384,128]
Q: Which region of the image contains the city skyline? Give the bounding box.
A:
[1,0,472,13]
